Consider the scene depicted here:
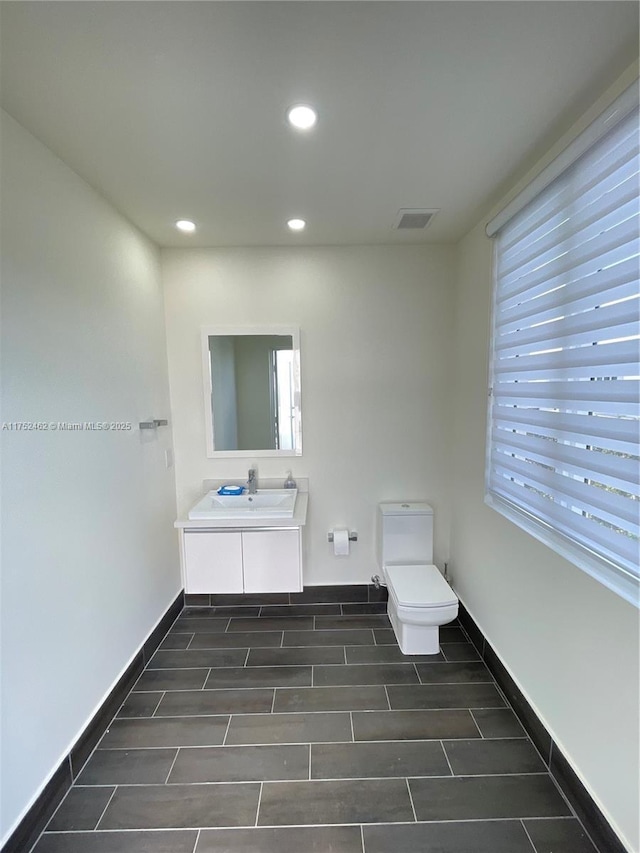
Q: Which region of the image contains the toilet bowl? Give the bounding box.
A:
[385,563,458,655]
[377,502,458,655]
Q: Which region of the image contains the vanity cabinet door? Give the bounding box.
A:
[183,531,243,593]
[241,529,302,593]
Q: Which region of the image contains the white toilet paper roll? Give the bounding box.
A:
[333,528,350,557]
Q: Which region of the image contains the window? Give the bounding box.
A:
[269,347,295,450]
[485,89,639,606]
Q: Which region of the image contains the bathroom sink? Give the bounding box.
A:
[188,489,297,520]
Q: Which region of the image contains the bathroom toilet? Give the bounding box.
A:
[377,502,458,655]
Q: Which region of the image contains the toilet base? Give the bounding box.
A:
[388,600,441,655]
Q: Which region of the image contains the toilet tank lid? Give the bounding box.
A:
[386,564,457,608]
[378,502,433,516]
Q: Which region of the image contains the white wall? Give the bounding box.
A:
[450,69,640,852]
[162,246,455,584]
[0,113,180,842]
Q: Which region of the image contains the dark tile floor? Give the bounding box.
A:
[32,600,600,853]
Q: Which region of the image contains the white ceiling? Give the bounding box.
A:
[1,1,637,247]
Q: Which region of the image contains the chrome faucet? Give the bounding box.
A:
[247,468,257,494]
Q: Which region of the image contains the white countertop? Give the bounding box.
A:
[175,491,308,530]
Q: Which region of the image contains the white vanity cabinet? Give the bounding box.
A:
[181,527,303,594]
[183,531,244,593]
[176,486,308,595]
[241,529,301,593]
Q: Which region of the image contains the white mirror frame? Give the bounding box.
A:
[201,325,302,458]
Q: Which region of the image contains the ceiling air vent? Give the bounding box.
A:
[394,209,439,230]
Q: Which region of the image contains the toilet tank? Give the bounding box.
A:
[377,502,434,568]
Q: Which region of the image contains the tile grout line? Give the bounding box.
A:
[243,648,251,667]
[151,692,166,717]
[458,622,471,644]
[138,684,502,700]
[191,828,201,853]
[360,823,366,853]
[186,634,195,650]
[40,816,576,836]
[492,680,510,706]
[308,743,312,780]
[383,685,392,711]
[221,715,233,746]
[163,748,181,784]
[54,770,554,789]
[405,777,418,822]
[93,785,118,831]
[33,778,76,847]
[520,818,539,852]
[73,750,550,761]
[440,739,455,776]
[349,711,355,743]
[468,709,485,739]
[460,621,487,659]
[469,708,480,738]
[202,668,212,691]
[543,756,594,839]
[254,781,263,827]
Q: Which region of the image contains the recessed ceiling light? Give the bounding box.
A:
[286,104,317,131]
[287,218,306,231]
[175,219,196,233]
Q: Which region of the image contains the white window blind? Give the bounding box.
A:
[486,105,640,606]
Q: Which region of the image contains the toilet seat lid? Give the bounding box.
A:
[386,564,457,608]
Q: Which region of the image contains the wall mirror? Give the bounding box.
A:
[202,326,302,457]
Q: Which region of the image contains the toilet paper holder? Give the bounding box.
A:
[327,531,358,542]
